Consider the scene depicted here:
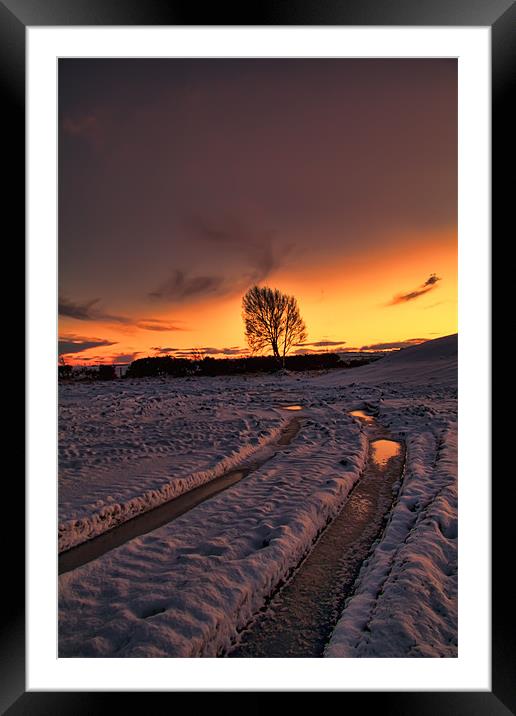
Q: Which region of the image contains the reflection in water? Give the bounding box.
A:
[282,405,303,411]
[227,425,404,658]
[371,439,401,467]
[349,409,374,423]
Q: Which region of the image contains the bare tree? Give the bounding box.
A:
[190,347,204,361]
[242,285,307,367]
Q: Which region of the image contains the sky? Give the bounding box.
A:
[58,58,457,365]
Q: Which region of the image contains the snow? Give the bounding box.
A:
[59,379,288,551]
[59,404,368,657]
[319,333,457,387]
[59,334,457,658]
[323,336,457,657]
[325,427,457,657]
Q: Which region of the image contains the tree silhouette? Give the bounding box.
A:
[242,285,307,367]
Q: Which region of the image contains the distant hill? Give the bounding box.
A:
[319,334,457,386]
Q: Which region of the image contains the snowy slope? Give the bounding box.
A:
[323,334,457,387]
[324,335,458,657]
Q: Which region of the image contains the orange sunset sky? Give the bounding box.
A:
[59,59,457,365]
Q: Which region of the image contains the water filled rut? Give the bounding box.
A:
[59,417,301,575]
[227,410,404,658]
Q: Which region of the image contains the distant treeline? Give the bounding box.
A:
[125,353,376,379]
[58,353,380,381]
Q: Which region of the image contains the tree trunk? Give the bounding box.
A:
[271,341,282,367]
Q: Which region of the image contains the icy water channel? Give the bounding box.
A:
[59,417,301,575]
[226,410,404,658]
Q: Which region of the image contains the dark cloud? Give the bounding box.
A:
[148,217,290,304]
[190,216,289,285]
[388,274,441,305]
[424,274,441,287]
[154,339,346,357]
[135,318,186,332]
[58,334,117,355]
[59,296,185,331]
[151,346,180,354]
[152,345,248,357]
[59,296,104,321]
[111,352,141,364]
[296,340,347,347]
[208,346,247,356]
[149,271,226,302]
[292,348,318,355]
[360,338,427,351]
[59,296,136,324]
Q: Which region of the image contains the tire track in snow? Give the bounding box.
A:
[225,412,404,657]
[59,417,302,574]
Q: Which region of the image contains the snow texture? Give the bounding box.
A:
[59,334,457,658]
[59,379,287,551]
[324,427,457,657]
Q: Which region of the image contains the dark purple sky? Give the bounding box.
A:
[58,59,457,362]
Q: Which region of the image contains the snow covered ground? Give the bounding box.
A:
[319,336,457,657]
[59,379,291,550]
[58,334,457,657]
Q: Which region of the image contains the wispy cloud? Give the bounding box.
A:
[151,347,179,354]
[296,340,347,348]
[360,338,427,351]
[62,351,141,365]
[58,333,117,356]
[152,338,348,357]
[148,271,226,302]
[388,274,441,306]
[135,318,186,332]
[192,216,288,284]
[110,352,141,364]
[59,297,105,321]
[59,296,185,332]
[149,216,291,304]
[151,345,248,357]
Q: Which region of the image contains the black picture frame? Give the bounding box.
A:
[6,0,508,711]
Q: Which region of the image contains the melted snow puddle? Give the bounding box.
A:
[349,409,375,423]
[59,417,301,575]
[371,439,401,467]
[281,405,303,411]
[226,413,403,658]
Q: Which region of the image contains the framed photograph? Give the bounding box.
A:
[7,0,508,710]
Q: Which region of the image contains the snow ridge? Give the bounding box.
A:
[325,424,457,657]
[59,419,288,553]
[59,410,368,657]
